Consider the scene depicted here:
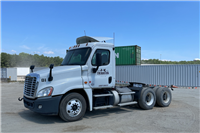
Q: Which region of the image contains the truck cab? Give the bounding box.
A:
[21,36,173,122]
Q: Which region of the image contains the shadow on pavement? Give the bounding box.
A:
[18,109,65,124]
[84,105,140,119]
[18,105,141,124]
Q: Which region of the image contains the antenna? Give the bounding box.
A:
[113,32,115,45]
[84,30,86,36]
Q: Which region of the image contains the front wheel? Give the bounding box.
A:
[59,92,86,122]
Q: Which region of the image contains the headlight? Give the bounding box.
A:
[37,87,53,97]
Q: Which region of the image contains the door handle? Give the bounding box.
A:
[108,77,112,84]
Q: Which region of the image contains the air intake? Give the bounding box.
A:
[76,36,113,44]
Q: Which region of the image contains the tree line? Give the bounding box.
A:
[1,52,64,68]
[1,52,200,68]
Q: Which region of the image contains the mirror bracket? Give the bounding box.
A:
[92,66,99,73]
[93,53,102,73]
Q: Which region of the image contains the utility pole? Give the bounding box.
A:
[84,30,86,36]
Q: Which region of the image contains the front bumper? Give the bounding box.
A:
[23,95,62,115]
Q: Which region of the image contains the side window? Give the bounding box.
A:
[92,49,110,66]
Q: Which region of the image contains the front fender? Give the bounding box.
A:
[50,76,93,111]
[59,88,93,111]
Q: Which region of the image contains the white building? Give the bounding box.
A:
[15,67,30,81]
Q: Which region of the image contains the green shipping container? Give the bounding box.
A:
[115,45,141,65]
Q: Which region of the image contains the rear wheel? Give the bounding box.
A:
[153,86,160,106]
[156,87,172,107]
[138,88,156,110]
[59,92,86,122]
[153,86,159,93]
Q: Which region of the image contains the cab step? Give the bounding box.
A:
[118,101,137,106]
[119,92,135,95]
[93,105,113,110]
[93,94,113,97]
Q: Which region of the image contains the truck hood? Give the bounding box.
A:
[33,66,81,78]
[33,65,83,96]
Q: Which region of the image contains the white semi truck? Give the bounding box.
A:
[19,36,176,122]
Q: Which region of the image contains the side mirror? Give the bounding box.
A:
[30,65,35,73]
[48,64,54,81]
[93,53,102,73]
[49,64,54,69]
[96,53,102,67]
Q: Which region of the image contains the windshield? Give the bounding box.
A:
[61,48,91,65]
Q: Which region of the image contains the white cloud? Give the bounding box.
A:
[194,58,200,61]
[21,45,30,49]
[11,50,16,53]
[33,51,40,54]
[161,59,171,61]
[44,51,54,54]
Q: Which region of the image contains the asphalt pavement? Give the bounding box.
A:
[1,82,199,132]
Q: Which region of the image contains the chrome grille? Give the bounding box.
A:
[24,76,37,97]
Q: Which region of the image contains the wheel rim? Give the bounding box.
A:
[145,92,154,106]
[163,91,170,103]
[66,98,82,117]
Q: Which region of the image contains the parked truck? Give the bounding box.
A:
[19,36,176,122]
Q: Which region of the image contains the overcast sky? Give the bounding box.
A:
[1,1,199,61]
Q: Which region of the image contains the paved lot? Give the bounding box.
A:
[1,82,200,132]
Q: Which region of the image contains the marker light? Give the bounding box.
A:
[172,85,178,88]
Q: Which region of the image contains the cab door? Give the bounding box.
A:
[88,47,113,89]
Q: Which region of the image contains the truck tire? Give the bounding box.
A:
[139,88,156,110]
[156,87,172,107]
[153,86,159,93]
[59,92,86,122]
[153,86,160,106]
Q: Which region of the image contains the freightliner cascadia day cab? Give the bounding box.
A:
[19,36,176,122]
